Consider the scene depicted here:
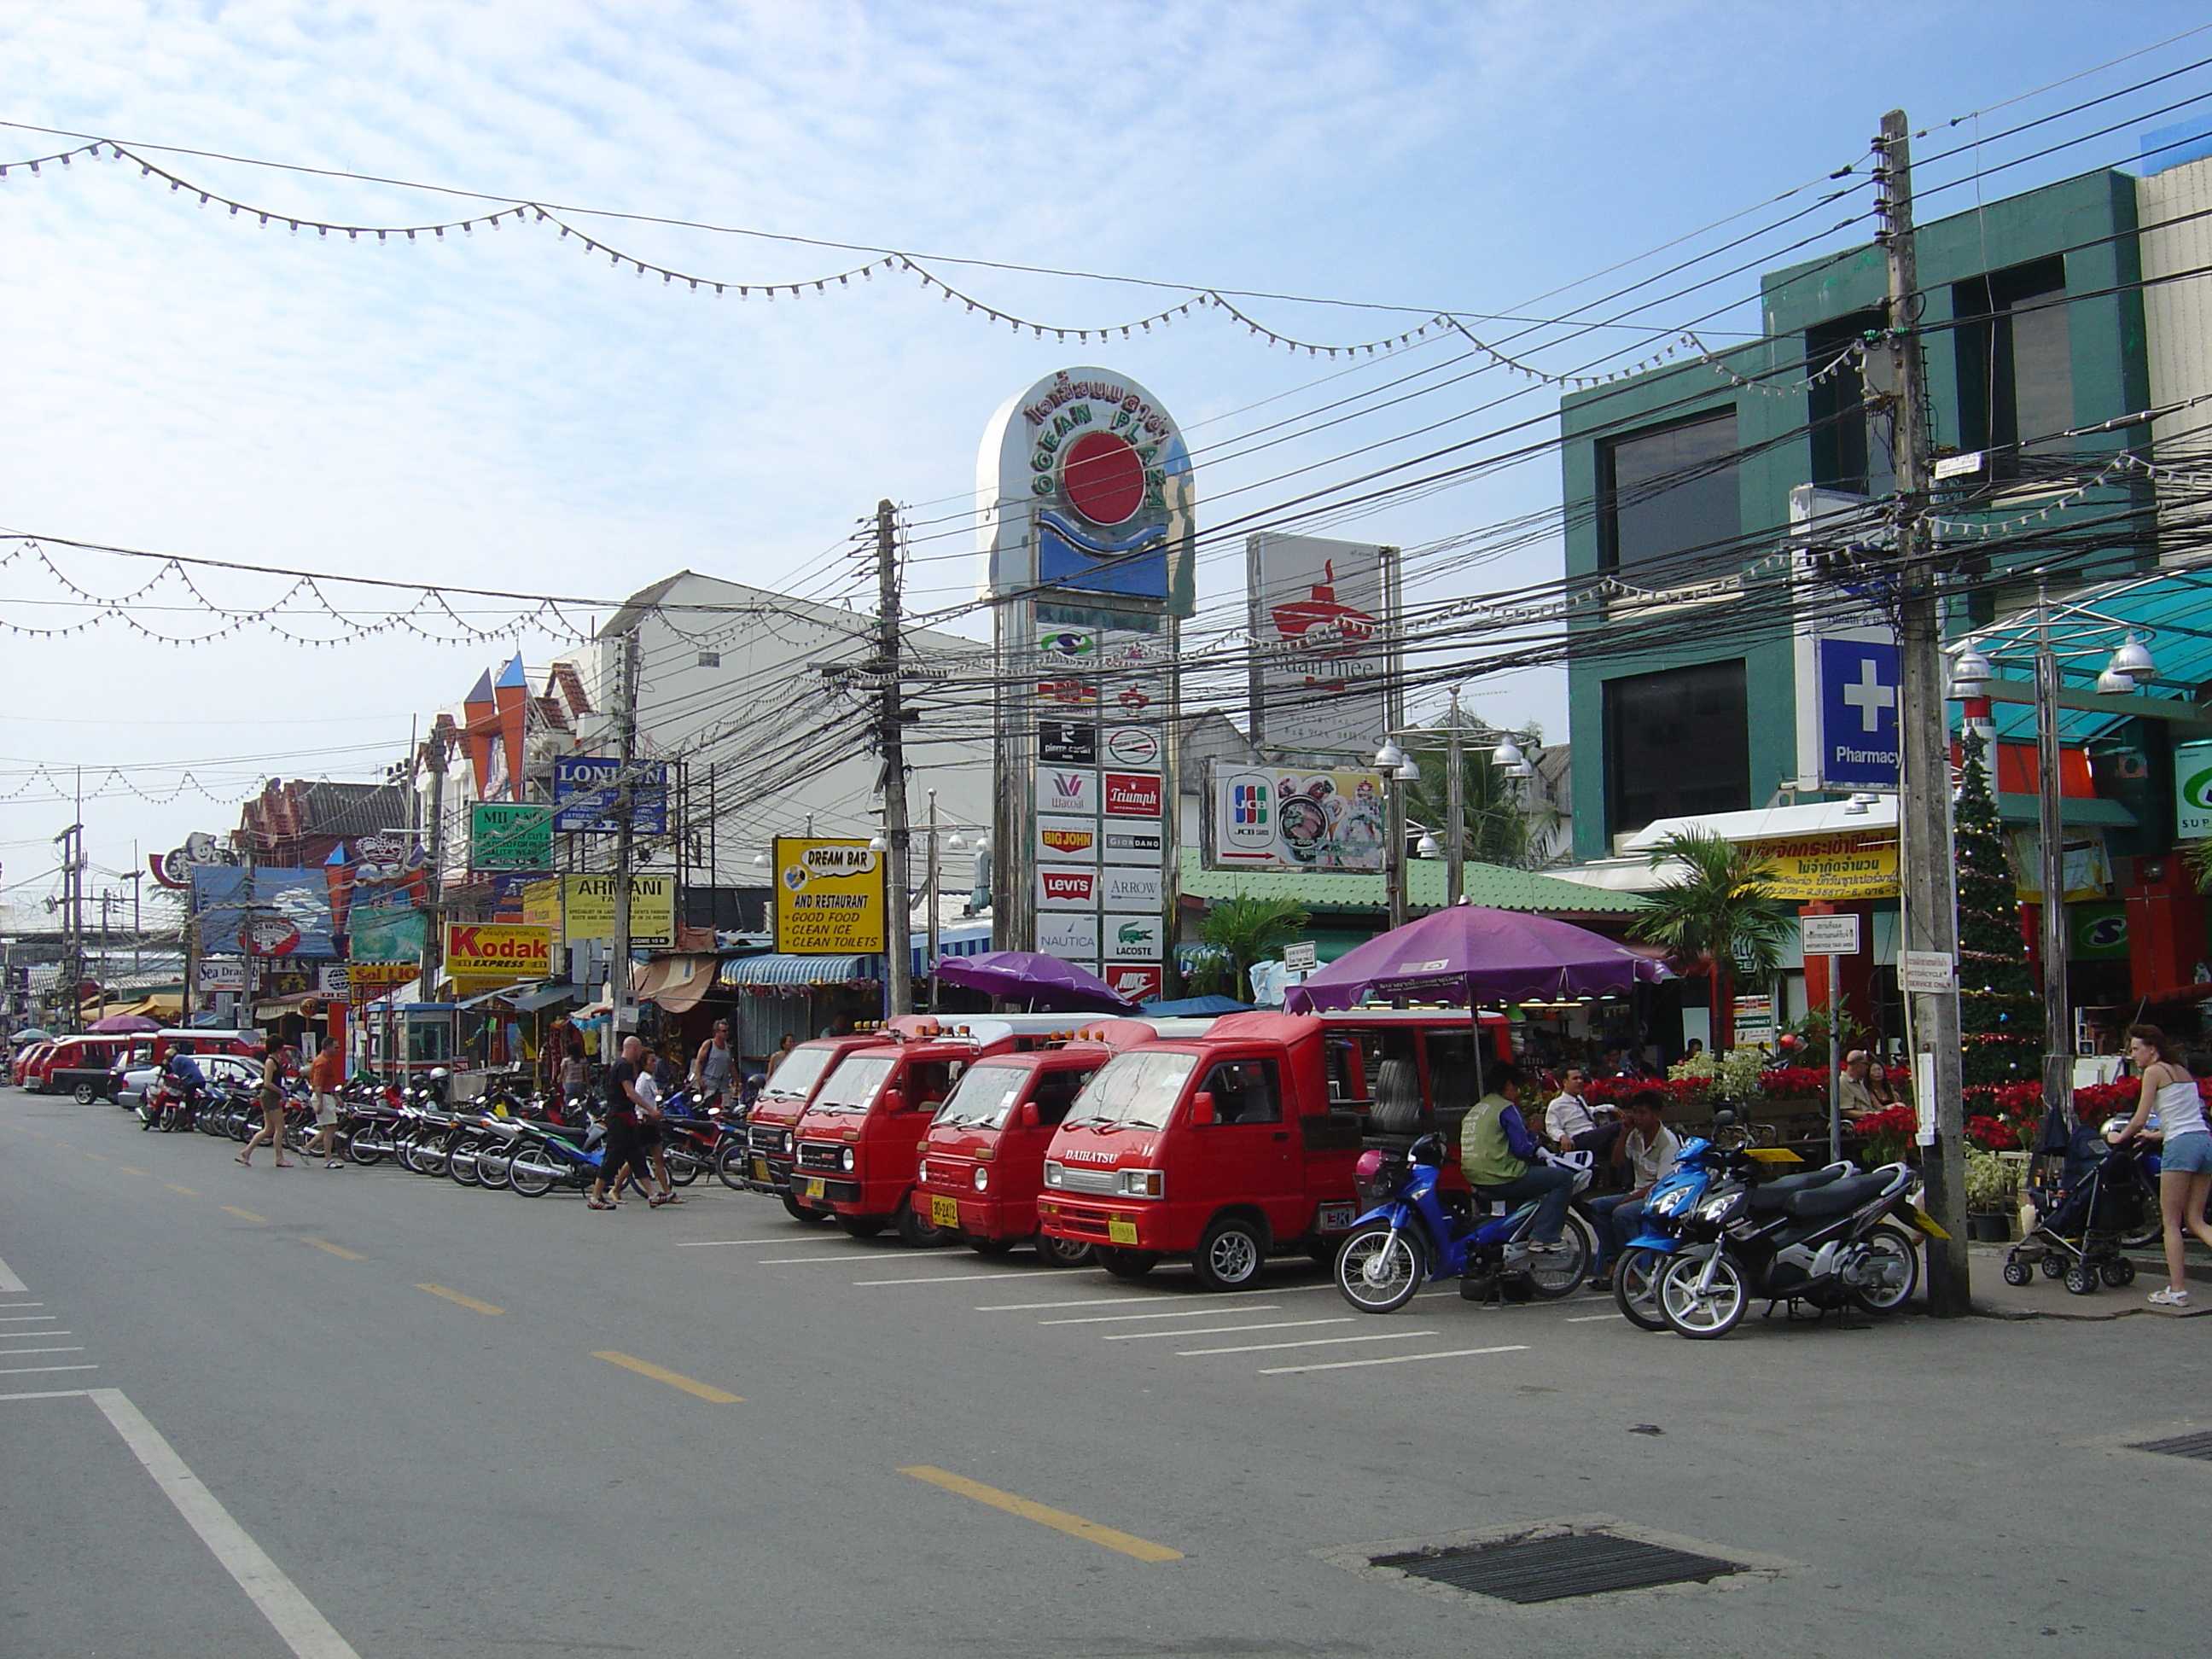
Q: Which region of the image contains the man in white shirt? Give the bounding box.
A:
[1544,1068,1620,1163]
[1589,1091,1682,1289]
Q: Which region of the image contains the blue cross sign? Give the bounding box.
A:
[1816,636,1900,790]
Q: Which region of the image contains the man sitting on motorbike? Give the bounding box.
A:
[1459,1061,1575,1258]
[161,1042,207,1110]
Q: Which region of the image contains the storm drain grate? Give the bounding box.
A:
[1376,1531,1743,1603]
[2133,1429,2212,1461]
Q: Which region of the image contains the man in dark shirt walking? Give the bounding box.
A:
[588,1035,650,1211]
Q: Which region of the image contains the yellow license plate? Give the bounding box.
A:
[751,1158,769,1181]
[1107,1216,1139,1247]
[803,1177,826,1200]
[931,1194,961,1229]
[1906,1204,1950,1241]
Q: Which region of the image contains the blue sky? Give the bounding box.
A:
[2,0,2207,897]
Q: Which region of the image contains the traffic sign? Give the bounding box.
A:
[1800,914,1862,956]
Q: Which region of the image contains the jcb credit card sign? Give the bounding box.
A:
[774,837,887,955]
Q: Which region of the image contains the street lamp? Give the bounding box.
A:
[1414,831,1442,859]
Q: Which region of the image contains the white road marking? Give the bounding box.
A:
[0,1365,99,1376]
[754,1255,870,1265]
[91,1388,363,1658]
[851,1272,1037,1286]
[0,1314,61,1322]
[1040,1305,1284,1326]
[674,1239,821,1247]
[0,1388,90,1400]
[1108,1318,1353,1342]
[0,1346,84,1355]
[1258,1343,1531,1375]
[975,1284,1338,1313]
[1178,1330,1440,1358]
[1566,1313,1624,1323]
[0,1253,26,1294]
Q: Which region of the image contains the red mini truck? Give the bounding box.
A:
[916,1041,1116,1266]
[1034,1010,1512,1290]
[742,1033,884,1222]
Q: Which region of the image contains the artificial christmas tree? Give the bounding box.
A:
[1953,732,2044,1087]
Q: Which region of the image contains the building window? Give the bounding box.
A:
[1604,661,1750,840]
[1807,311,1893,499]
[1955,257,2070,473]
[1598,408,1740,573]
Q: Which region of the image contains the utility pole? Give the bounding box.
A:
[1877,108,1970,1315]
[421,725,447,993]
[877,499,914,1018]
[1445,688,1466,906]
[2032,580,2072,1122]
[924,788,940,1014]
[610,626,641,1027]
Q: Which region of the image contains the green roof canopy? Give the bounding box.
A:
[1176,849,1644,916]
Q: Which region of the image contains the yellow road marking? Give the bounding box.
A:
[591,1351,741,1403]
[119,1167,147,1178]
[302,1238,364,1260]
[166,1183,200,1196]
[220,1207,267,1223]
[899,1466,1184,1562]
[84,1152,107,1162]
[55,1142,73,1150]
[417,1284,503,1316]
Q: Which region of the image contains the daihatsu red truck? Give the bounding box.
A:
[742,1034,884,1222]
[1033,1010,1513,1291]
[916,1042,1114,1266]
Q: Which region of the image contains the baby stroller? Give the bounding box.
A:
[2001,1122,2159,1295]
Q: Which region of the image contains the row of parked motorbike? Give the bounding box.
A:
[1333,1111,1935,1340]
[132,1070,752,1199]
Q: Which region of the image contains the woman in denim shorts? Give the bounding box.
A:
[2108,1024,2212,1307]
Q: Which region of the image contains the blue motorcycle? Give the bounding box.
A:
[1336,1133,1595,1313]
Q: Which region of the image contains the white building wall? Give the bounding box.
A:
[2139,154,2212,507]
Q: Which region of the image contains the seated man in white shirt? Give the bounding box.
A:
[1544,1068,1620,1163]
[1588,1091,1682,1289]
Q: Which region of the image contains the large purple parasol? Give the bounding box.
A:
[89,1014,160,1033]
[1284,903,1667,1012]
[931,951,1136,1012]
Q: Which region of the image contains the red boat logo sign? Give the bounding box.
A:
[1269,558,1377,689]
[242,914,302,957]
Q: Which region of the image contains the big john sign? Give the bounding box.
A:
[978,368,1192,988]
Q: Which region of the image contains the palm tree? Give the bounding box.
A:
[1404,721,1563,870]
[1630,829,1789,1050]
[1191,894,1312,1001]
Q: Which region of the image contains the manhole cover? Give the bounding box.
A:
[1376,1531,1744,1603]
[2133,1429,2212,1461]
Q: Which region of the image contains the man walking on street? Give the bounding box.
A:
[694,1020,736,1115]
[588,1035,649,1212]
[305,1036,346,1168]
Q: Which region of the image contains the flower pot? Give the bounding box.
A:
[1968,1211,2012,1243]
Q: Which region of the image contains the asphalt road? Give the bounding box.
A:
[3,1086,2205,1659]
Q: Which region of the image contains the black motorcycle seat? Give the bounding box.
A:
[1747,1167,1846,1213]
[1784,1173,1889,1220]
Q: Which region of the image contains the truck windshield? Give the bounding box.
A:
[934,1063,1028,1129]
[811,1054,895,1115]
[761,1044,839,1103]
[1064,1050,1197,1132]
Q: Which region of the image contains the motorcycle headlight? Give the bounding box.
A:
[840,1146,856,1173]
[973,1166,989,1191]
[1697,1192,1739,1222]
[1650,1186,1689,1217]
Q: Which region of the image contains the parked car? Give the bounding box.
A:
[113,1051,261,1110]
[40,1035,137,1103]
[11,1042,58,1088]
[917,1041,1115,1264]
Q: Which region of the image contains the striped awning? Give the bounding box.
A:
[719,953,882,989]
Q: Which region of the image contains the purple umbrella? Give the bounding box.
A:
[1285,903,1667,1012]
[88,1014,160,1033]
[931,951,1135,1013]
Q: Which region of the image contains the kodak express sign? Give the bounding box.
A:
[443,923,553,984]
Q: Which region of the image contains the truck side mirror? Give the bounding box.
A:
[1019,1101,1040,1129]
[1190,1091,1215,1126]
[881,1091,906,1115]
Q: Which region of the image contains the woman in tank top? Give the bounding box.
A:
[2107,1022,2212,1307]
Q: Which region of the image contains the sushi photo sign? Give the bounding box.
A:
[1247,533,1397,760]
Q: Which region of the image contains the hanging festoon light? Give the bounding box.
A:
[1490,736,1525,769]
[1395,756,1421,782]
[2108,633,2156,684]
[1415,832,1442,859]
[1373,740,1406,771]
[1948,641,1994,700]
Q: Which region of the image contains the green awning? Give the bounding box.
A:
[1175,849,1644,915]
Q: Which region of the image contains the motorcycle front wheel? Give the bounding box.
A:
[1336,1220,1428,1313]
[506,1146,563,1197]
[1659,1251,1747,1340]
[1523,1214,1596,1301]
[1612,1246,1669,1331]
[1851,1223,1922,1313]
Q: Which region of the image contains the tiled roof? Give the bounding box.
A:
[1176,849,1644,914]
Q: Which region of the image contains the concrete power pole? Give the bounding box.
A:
[877,499,914,1018]
[421,727,447,992]
[1877,108,1971,1315]
[610,626,641,1028]
[1445,687,1466,907]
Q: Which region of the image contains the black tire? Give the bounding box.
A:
[1613,1246,1671,1331]
[1033,1233,1094,1268]
[2099,1258,2135,1288]
[476,1140,515,1190]
[1850,1224,1920,1313]
[2001,1259,2033,1287]
[507,1144,563,1197]
[837,1214,887,1240]
[448,1139,482,1187]
[969,1237,1019,1259]
[783,1192,835,1225]
[664,1145,705,1187]
[1097,1247,1160,1279]
[1522,1214,1596,1301]
[73,1082,96,1105]
[1192,1215,1268,1292]
[346,1130,386,1168]
[1500,1275,1536,1303]
[2040,1255,2064,1279]
[1658,1251,1748,1339]
[895,1193,948,1248]
[1335,1220,1426,1313]
[716,1144,751,1191]
[2064,1263,2098,1295]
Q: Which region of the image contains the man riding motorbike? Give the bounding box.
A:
[1459,1061,1576,1276]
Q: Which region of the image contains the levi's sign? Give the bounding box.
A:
[1038,867,1099,911]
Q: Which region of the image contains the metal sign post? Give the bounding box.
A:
[1802,912,1863,1162]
